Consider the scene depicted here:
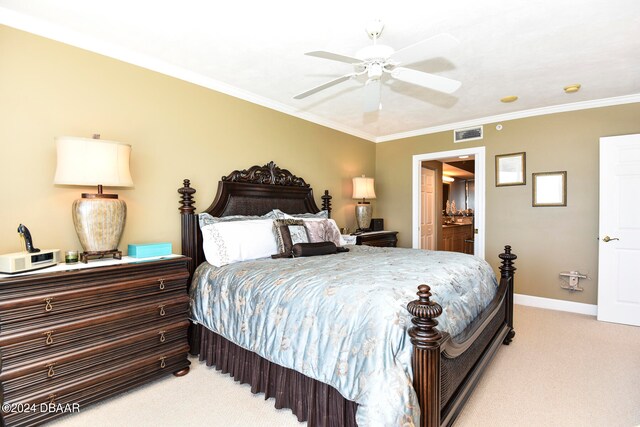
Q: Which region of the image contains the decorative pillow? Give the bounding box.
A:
[303,219,342,247]
[273,219,309,255]
[291,242,337,257]
[199,210,281,227]
[283,210,329,219]
[264,209,287,219]
[200,218,278,267]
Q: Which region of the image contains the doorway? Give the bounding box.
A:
[412,147,486,259]
[597,133,640,326]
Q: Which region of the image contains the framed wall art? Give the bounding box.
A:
[495,152,526,186]
[532,171,567,207]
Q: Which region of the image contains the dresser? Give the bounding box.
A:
[355,231,398,247]
[0,257,191,427]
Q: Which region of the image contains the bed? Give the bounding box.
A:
[178,161,516,427]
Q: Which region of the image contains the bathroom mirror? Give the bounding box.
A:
[532,171,567,207]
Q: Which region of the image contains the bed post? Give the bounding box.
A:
[321,189,332,218]
[499,245,517,344]
[408,284,444,427]
[178,179,198,280]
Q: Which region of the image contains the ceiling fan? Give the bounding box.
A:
[294,20,462,112]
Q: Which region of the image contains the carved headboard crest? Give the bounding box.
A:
[222,161,309,187]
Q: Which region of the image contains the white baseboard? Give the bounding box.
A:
[514,293,597,316]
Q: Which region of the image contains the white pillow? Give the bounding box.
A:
[200,219,278,267]
[198,210,281,227]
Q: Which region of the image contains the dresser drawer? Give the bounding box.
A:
[0,312,187,371]
[0,259,188,300]
[0,272,188,334]
[2,346,190,427]
[1,319,189,382]
[0,294,189,348]
[1,322,189,396]
[355,231,398,247]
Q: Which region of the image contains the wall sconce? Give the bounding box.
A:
[352,175,376,231]
[54,135,133,262]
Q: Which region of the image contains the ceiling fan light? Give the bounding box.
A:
[356,44,394,61]
[367,63,384,79]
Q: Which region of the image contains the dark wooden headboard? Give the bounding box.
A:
[178,161,332,278]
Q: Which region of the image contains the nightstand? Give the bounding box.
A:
[355,231,398,247]
[0,256,191,426]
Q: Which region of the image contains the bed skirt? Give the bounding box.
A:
[192,324,358,426]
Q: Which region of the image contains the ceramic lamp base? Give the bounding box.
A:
[72,196,126,254]
[355,203,372,231]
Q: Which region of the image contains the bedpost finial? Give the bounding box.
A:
[321,190,332,217]
[408,285,443,320]
[407,284,443,348]
[499,245,517,278]
[178,179,196,214]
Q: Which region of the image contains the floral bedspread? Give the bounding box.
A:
[190,245,498,426]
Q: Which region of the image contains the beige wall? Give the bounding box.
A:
[375,103,640,304]
[4,25,640,305]
[0,26,374,256]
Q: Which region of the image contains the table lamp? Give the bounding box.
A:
[352,175,376,231]
[54,135,133,262]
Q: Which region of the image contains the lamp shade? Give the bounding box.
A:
[352,176,376,200]
[54,136,133,187]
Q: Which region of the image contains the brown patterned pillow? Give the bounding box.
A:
[273,219,309,255]
[303,219,341,247]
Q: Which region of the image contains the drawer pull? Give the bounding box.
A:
[159,331,166,343]
[159,278,165,290]
[44,331,55,345]
[48,394,56,405]
[160,356,166,369]
[47,363,55,378]
[44,298,54,312]
[159,305,166,316]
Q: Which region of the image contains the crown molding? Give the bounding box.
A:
[2,7,637,146]
[375,94,640,143]
[0,7,377,143]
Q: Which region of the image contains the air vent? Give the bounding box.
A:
[454,126,483,143]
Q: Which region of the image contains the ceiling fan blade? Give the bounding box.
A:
[293,74,356,99]
[305,51,363,65]
[391,67,461,94]
[363,79,381,112]
[390,33,460,66]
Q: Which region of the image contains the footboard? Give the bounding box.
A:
[408,246,516,427]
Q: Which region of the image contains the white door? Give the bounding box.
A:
[421,167,435,250]
[597,134,640,326]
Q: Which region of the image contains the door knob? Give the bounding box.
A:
[602,235,619,242]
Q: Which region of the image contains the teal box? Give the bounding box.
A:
[128,242,172,258]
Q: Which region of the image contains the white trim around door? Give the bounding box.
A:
[412,147,486,259]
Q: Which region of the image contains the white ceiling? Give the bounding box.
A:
[1,0,639,142]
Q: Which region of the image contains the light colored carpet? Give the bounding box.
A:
[50,305,640,427]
